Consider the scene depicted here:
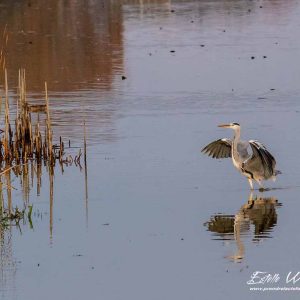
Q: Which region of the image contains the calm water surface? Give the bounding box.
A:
[0,0,300,299]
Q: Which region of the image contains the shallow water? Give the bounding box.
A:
[1,0,300,299]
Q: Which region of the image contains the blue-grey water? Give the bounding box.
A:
[0,0,300,299]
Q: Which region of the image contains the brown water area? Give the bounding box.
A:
[0,0,124,143]
[0,0,300,299]
[0,0,124,92]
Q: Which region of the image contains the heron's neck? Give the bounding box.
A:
[232,128,241,162]
[231,128,241,165]
[233,128,241,144]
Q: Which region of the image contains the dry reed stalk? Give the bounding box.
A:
[5,170,11,214]
[4,69,10,161]
[30,161,34,188]
[36,162,42,196]
[0,181,3,213]
[45,82,53,163]
[22,163,29,203]
[59,136,64,163]
[0,164,25,176]
[83,121,88,219]
[49,165,54,238]
[83,122,87,170]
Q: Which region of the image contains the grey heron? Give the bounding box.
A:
[201,123,281,190]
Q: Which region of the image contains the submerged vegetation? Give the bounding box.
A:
[0,204,33,228]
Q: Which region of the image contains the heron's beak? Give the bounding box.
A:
[218,124,231,128]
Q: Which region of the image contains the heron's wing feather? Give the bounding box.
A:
[247,140,276,177]
[201,139,232,159]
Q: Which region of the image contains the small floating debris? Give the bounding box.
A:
[251,56,255,59]
[28,104,47,112]
[170,50,176,53]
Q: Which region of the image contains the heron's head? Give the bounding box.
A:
[218,122,240,130]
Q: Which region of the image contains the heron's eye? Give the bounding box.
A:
[232,122,240,126]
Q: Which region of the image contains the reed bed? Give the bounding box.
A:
[0,68,85,227]
[1,68,78,167]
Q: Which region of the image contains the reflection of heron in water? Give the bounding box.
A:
[204,193,281,261]
[202,123,281,190]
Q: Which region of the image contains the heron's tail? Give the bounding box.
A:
[272,170,282,182]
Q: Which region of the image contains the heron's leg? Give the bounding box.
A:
[245,192,255,208]
[248,192,254,204]
[257,180,264,189]
[257,180,266,192]
[248,178,254,190]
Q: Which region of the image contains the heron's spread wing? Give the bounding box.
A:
[201,139,232,159]
[247,140,276,177]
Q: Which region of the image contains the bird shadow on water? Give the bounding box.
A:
[204,193,282,262]
[257,184,300,192]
